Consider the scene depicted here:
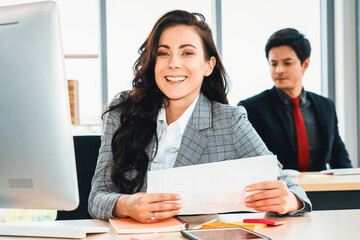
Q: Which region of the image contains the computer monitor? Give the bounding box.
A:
[0,1,79,211]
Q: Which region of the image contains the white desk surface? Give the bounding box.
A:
[1,209,360,240]
[292,172,360,191]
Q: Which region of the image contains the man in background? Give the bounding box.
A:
[238,28,352,171]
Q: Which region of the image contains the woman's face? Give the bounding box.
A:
[154,25,215,107]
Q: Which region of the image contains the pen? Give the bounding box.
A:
[192,218,217,229]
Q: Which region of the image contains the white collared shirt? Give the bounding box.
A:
[151,95,199,170]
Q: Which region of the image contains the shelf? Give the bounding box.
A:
[71,124,102,136]
[64,54,98,59]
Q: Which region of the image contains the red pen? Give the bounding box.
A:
[243,218,286,226]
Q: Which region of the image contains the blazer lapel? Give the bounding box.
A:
[174,93,210,167]
[269,87,297,151]
[308,93,329,147]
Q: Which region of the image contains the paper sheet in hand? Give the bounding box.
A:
[147,155,279,215]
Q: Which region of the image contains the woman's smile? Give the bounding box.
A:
[165,76,188,82]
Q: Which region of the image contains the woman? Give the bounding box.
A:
[88,10,311,223]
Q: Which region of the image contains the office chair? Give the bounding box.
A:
[56,135,101,220]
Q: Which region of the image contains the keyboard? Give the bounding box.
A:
[0,221,110,238]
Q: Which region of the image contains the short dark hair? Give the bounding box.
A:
[265,28,311,64]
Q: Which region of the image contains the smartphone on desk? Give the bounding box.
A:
[181,227,271,240]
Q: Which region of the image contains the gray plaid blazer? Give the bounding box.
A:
[88,93,311,220]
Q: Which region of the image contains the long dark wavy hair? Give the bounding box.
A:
[105,10,229,194]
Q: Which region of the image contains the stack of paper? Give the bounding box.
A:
[321,168,360,175]
[147,155,279,215]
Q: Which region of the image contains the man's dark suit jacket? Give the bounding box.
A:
[239,87,352,171]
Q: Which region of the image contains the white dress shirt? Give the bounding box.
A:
[151,96,199,170]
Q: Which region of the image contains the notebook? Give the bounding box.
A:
[109,216,188,234]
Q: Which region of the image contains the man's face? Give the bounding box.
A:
[268,45,309,97]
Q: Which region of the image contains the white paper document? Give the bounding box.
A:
[321,167,360,175]
[147,155,279,215]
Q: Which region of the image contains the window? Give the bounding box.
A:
[222,0,321,105]
[57,0,102,127]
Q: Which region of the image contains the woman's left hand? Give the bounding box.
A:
[244,180,303,214]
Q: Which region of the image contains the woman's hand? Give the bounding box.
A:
[113,192,182,223]
[244,180,303,214]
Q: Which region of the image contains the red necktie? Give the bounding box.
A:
[291,98,310,171]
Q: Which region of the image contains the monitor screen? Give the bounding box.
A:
[0,1,79,211]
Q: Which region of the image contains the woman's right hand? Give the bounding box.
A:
[113,192,182,223]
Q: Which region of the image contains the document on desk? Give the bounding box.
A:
[147,155,279,215]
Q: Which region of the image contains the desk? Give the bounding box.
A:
[1,210,360,240]
[293,173,360,210]
[254,209,360,240]
[293,172,360,191]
